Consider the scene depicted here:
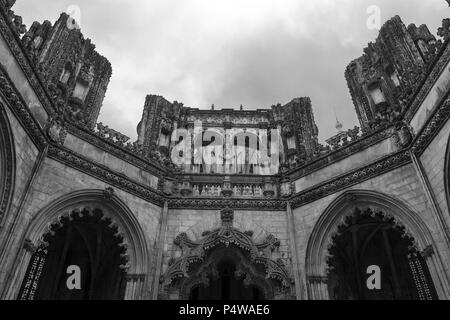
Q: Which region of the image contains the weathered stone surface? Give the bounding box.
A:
[0,1,450,300]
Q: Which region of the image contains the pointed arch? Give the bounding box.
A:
[25,189,150,275]
[12,189,150,300]
[0,101,16,225]
[444,133,450,216]
[305,189,446,299]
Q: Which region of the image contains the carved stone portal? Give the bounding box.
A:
[159,210,295,300]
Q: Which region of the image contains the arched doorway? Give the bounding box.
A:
[18,208,127,300]
[305,190,445,300]
[327,208,437,300]
[189,257,265,300]
[160,208,294,300]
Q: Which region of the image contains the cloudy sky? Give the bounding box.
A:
[14,0,448,142]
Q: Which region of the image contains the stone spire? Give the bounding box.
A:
[335,117,343,133]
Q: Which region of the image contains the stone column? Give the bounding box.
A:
[151,201,169,300]
[420,245,450,300]
[286,202,303,299]
[307,276,329,300]
[124,274,146,300]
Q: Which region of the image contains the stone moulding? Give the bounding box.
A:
[67,123,167,178]
[287,127,394,180]
[47,145,166,207]
[0,3,450,211]
[404,41,450,122]
[0,2,57,117]
[0,101,15,222]
[0,64,47,151]
[412,97,450,155]
[290,150,411,209]
[167,198,288,211]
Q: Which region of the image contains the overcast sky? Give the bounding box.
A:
[14,0,449,142]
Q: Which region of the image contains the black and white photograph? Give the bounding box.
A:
[0,0,449,315]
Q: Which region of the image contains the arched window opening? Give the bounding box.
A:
[60,62,73,84]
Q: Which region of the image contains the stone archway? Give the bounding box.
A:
[5,189,150,300]
[444,134,450,216]
[327,207,437,300]
[0,102,15,224]
[184,247,272,300]
[18,207,128,300]
[160,208,294,300]
[305,190,447,300]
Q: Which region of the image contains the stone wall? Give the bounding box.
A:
[0,153,163,298]
[293,163,450,299]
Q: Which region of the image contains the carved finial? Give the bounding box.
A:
[23,238,37,254]
[421,245,435,259]
[220,208,234,227]
[438,18,450,42]
[335,117,343,133]
[345,193,357,203]
[103,187,114,200]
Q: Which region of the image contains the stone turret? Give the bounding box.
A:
[21,13,112,129]
[345,16,437,129]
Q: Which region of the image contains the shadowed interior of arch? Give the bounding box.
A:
[326,208,438,300]
[18,208,128,300]
[189,258,265,300]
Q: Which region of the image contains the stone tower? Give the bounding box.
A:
[136,96,320,173]
[136,95,184,157]
[22,13,112,129]
[345,15,437,129]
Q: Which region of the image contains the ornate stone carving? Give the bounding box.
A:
[346,16,440,130]
[220,208,234,227]
[97,123,130,145]
[160,219,294,299]
[23,238,37,254]
[438,18,450,42]
[421,245,435,259]
[291,150,411,209]
[47,145,165,206]
[393,121,413,148]
[280,178,292,198]
[103,187,115,200]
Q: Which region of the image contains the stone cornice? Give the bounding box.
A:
[0,4,56,117]
[404,40,450,122]
[67,123,167,177]
[0,64,47,151]
[412,96,450,155]
[47,145,166,207]
[167,197,287,211]
[287,127,394,180]
[289,150,411,209]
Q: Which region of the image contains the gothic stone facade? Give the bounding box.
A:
[1,1,450,300]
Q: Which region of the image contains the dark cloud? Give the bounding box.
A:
[13,0,448,141]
